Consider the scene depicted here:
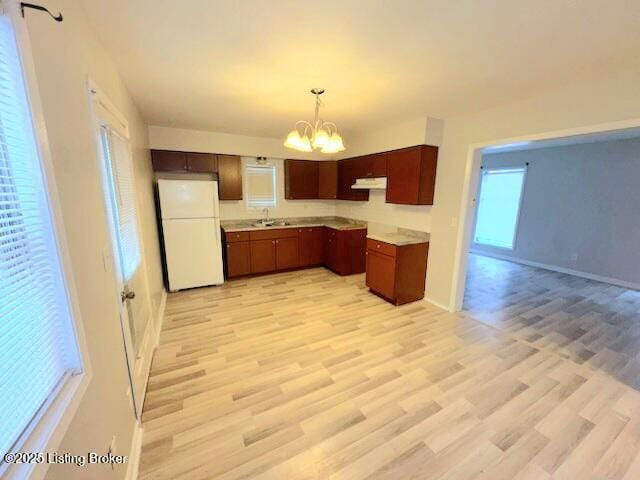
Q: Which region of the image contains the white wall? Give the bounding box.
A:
[334,116,443,234]
[25,2,163,479]
[219,157,336,220]
[427,68,640,308]
[471,137,640,286]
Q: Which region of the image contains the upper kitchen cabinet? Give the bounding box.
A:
[151,150,218,173]
[218,155,243,200]
[318,161,338,199]
[186,152,217,173]
[284,160,319,199]
[151,150,188,172]
[386,145,438,205]
[352,154,387,179]
[337,160,369,201]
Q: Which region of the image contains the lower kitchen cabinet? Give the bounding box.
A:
[324,228,367,275]
[224,226,367,279]
[366,250,396,299]
[298,227,324,266]
[225,240,251,277]
[366,239,429,305]
[250,239,276,273]
[275,237,299,269]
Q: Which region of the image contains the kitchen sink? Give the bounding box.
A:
[251,221,291,227]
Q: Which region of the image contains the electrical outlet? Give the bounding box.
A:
[570,253,578,261]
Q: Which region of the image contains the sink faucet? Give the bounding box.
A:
[262,208,270,223]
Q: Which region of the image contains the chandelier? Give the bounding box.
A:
[284,88,345,154]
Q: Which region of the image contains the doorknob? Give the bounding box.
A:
[121,290,136,302]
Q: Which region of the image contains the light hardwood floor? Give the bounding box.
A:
[464,253,640,389]
[140,266,640,479]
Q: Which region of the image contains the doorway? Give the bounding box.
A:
[91,85,155,418]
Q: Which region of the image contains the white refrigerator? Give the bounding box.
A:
[158,179,224,291]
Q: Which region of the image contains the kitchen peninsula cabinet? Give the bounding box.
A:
[366,238,429,305]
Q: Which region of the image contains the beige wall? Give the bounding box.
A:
[427,69,640,309]
[149,125,328,160]
[25,1,163,479]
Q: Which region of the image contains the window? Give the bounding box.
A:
[245,163,276,209]
[0,9,82,466]
[474,167,526,249]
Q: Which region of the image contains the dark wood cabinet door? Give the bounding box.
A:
[366,251,396,299]
[151,150,188,172]
[348,229,367,274]
[386,147,422,204]
[218,155,242,200]
[370,153,387,177]
[337,160,368,201]
[226,241,251,277]
[284,160,319,199]
[187,152,218,173]
[417,145,438,205]
[324,228,338,270]
[299,228,324,266]
[275,237,299,269]
[351,156,370,179]
[250,239,275,273]
[318,161,338,199]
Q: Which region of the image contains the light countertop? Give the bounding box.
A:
[367,231,430,246]
[221,217,367,233]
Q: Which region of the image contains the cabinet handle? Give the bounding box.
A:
[227,244,230,247]
[377,244,380,248]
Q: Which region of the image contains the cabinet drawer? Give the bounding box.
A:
[367,238,397,257]
[249,228,298,240]
[226,231,250,243]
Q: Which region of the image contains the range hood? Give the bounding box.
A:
[352,177,387,190]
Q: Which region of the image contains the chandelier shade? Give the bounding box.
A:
[284,89,345,154]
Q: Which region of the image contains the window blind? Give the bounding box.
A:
[474,167,526,249]
[245,164,276,208]
[100,127,142,280]
[0,13,81,458]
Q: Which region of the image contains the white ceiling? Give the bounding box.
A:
[80,0,640,139]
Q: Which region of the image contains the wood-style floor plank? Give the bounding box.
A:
[139,264,640,479]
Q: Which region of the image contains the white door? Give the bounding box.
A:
[163,218,224,290]
[158,179,218,219]
[98,124,154,419]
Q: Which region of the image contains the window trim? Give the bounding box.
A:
[244,160,277,210]
[1,2,91,479]
[472,165,528,251]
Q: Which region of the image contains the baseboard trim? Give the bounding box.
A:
[155,289,167,348]
[424,296,452,311]
[125,422,143,480]
[472,250,640,291]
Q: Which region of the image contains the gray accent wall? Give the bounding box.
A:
[472,137,640,286]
